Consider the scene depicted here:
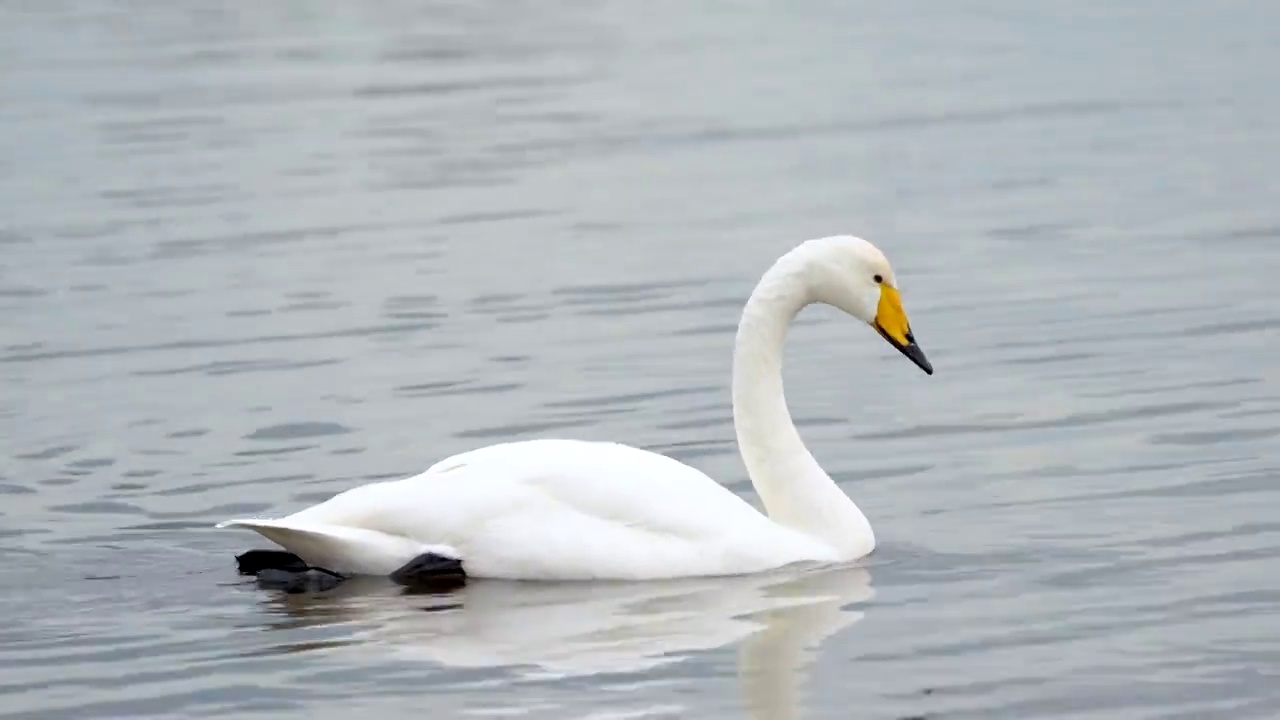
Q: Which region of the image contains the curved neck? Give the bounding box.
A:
[731,250,873,557]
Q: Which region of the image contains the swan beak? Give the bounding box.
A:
[873,286,933,375]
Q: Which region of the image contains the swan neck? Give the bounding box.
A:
[731,253,872,557]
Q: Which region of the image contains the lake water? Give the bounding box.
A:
[2,2,1279,718]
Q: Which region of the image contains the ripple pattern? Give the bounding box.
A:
[2,1,1280,719]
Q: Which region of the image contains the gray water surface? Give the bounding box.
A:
[3,2,1279,719]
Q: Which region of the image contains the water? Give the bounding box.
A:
[2,2,1279,718]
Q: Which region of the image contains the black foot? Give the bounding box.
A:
[256,567,345,594]
[390,552,466,591]
[236,549,307,575]
[235,548,346,594]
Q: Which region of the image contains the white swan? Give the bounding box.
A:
[218,235,931,584]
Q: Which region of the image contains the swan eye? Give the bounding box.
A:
[873,274,883,284]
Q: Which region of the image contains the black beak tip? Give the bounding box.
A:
[876,324,933,375]
[905,343,933,376]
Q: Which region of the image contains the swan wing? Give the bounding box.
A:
[425,438,770,537]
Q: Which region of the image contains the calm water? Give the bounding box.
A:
[3,2,1279,718]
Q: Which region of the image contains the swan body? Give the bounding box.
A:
[223,439,843,580]
[219,235,932,583]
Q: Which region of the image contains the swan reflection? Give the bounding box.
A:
[257,564,872,717]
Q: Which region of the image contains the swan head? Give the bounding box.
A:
[806,235,933,375]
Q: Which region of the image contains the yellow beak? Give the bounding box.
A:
[873,286,932,375]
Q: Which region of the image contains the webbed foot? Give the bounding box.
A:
[236,549,307,575]
[390,552,466,592]
[256,567,345,594]
[234,548,346,593]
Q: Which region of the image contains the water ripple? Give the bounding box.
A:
[3,2,1280,719]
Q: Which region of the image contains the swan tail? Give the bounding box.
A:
[216,517,459,576]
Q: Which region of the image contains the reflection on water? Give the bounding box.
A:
[259,565,870,709]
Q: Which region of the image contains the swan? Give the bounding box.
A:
[218,235,932,589]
